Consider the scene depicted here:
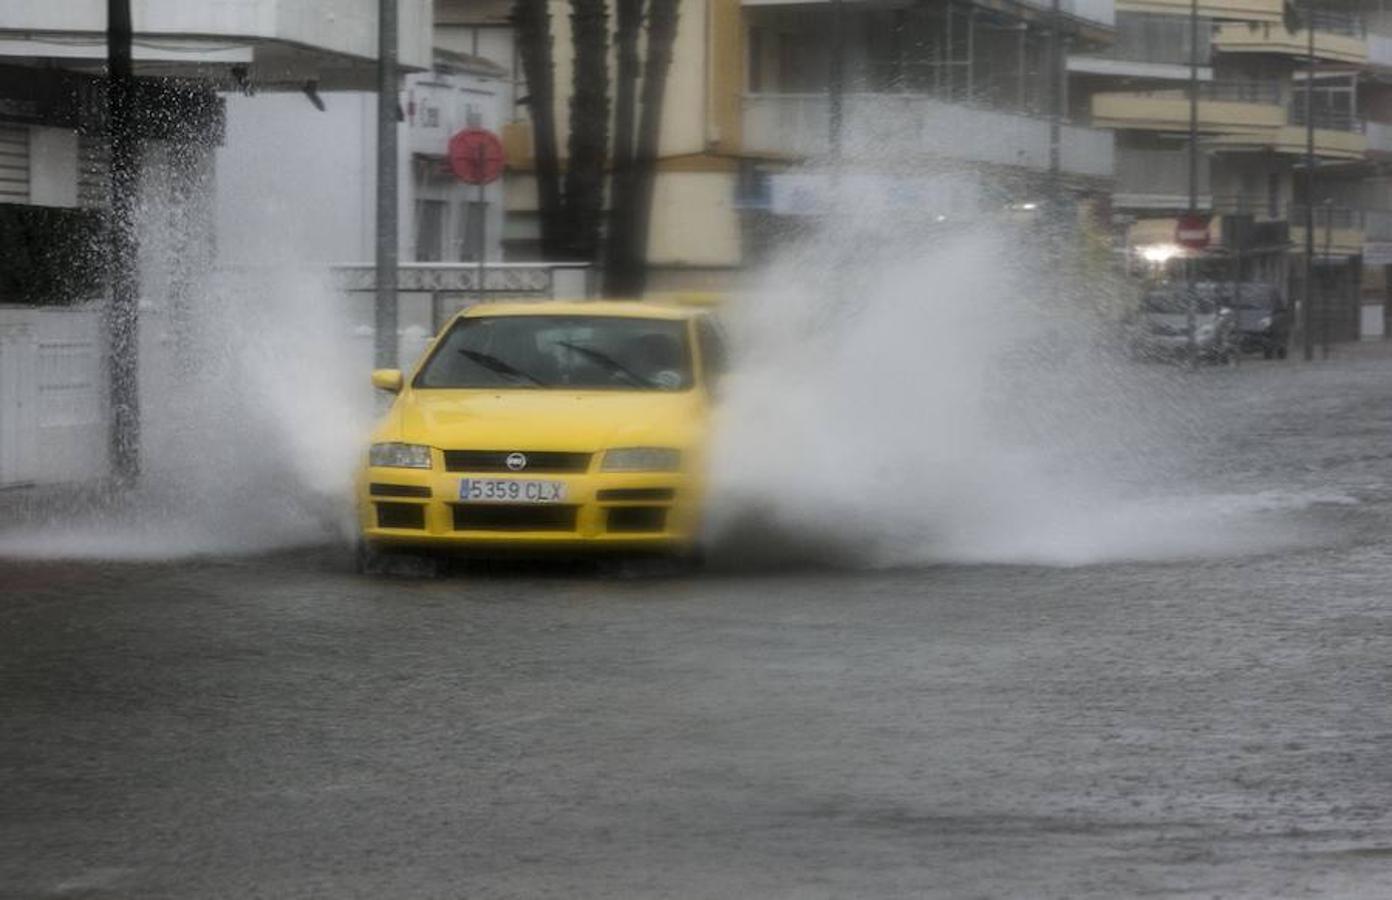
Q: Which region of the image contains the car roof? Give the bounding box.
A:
[454,299,700,322]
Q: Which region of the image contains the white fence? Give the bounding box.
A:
[0,306,105,488]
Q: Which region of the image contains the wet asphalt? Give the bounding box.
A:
[5,350,1392,898]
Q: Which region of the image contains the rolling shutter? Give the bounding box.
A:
[0,126,29,203]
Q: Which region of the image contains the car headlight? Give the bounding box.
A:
[601,447,682,472]
[1258,316,1273,329]
[369,442,432,469]
[1196,324,1215,340]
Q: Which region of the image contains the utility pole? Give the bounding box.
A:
[1186,0,1200,370]
[106,0,140,484]
[1303,5,1316,362]
[375,0,399,369]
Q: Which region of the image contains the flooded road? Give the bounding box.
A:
[5,351,1392,898]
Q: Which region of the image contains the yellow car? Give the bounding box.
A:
[356,300,727,566]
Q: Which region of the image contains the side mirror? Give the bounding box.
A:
[371,369,403,393]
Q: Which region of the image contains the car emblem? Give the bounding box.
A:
[506,452,527,471]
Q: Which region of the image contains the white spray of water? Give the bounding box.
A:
[0,111,374,560]
[704,179,1339,568]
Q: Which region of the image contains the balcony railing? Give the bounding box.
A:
[1305,8,1364,38]
[1101,11,1212,66]
[1019,0,1116,27]
[1288,105,1365,133]
[1115,146,1210,198]
[1291,204,1364,230]
[1366,209,1392,241]
[1370,32,1392,68]
[742,93,1114,177]
[1365,120,1392,152]
[1200,82,1283,104]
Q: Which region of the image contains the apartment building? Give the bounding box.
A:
[1074,0,1392,341]
[456,0,1116,289]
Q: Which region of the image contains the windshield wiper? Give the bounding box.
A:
[456,348,548,387]
[554,341,656,388]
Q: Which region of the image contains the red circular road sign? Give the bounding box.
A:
[1175,213,1212,251]
[448,129,505,185]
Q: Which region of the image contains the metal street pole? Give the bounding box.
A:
[375,0,399,369]
[1303,7,1316,362]
[1323,199,1333,358]
[828,0,844,164]
[106,0,140,484]
[1186,0,1200,370]
[476,143,487,306]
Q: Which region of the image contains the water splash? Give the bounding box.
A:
[703,179,1336,568]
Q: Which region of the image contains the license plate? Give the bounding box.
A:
[458,478,567,504]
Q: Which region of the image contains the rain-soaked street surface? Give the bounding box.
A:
[5,352,1392,899]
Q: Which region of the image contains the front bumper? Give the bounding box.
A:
[1130,333,1224,359]
[357,466,701,552]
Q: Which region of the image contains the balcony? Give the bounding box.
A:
[1091,82,1283,133]
[1093,84,1367,160]
[1113,145,1211,209]
[1212,11,1367,66]
[1069,11,1212,80]
[0,0,432,87]
[1018,0,1116,27]
[1368,120,1392,156]
[742,0,1115,28]
[1114,0,1283,24]
[1280,105,1367,160]
[1290,205,1366,257]
[1369,32,1392,69]
[741,93,1114,178]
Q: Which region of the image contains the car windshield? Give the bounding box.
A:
[414,314,693,391]
[1143,289,1217,315]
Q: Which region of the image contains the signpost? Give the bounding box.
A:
[1176,212,1209,369]
[1175,213,1211,252]
[448,128,505,313]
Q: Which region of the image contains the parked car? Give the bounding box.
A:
[1228,282,1290,359]
[356,300,727,568]
[1127,283,1236,364]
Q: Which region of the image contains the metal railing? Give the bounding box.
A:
[1305,8,1364,38]
[1115,146,1210,196]
[1365,119,1392,151]
[1288,104,1365,133]
[1019,0,1115,27]
[741,93,1114,177]
[1290,204,1364,230]
[1199,81,1282,104]
[1103,11,1212,66]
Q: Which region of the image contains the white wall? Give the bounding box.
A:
[216,92,384,265]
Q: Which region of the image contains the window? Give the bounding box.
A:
[414,315,693,391]
[414,199,446,262]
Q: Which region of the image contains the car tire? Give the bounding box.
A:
[1276,346,1288,360]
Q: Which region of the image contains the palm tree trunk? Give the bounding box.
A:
[624,0,680,296]
[512,0,564,259]
[564,0,610,262]
[602,0,644,296]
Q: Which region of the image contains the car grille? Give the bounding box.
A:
[376,502,426,529]
[596,487,675,502]
[442,450,592,474]
[606,506,668,533]
[452,504,579,532]
[370,483,432,498]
